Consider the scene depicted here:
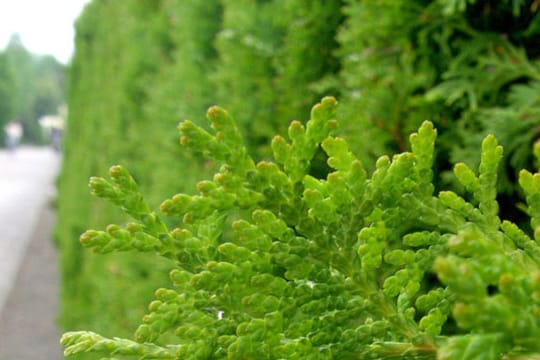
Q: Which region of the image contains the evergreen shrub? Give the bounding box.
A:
[56,1,209,339]
[337,0,540,209]
[62,98,540,359]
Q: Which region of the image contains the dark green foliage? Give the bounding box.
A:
[62,98,540,359]
[337,0,540,202]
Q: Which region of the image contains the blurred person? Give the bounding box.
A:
[49,127,62,152]
[4,120,23,151]
[38,115,63,152]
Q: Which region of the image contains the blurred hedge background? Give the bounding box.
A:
[56,1,540,358]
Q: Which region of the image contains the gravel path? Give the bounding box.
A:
[0,147,62,359]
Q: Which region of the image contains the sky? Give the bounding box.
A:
[0,0,92,64]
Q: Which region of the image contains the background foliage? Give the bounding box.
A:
[337,0,540,223]
[0,35,66,144]
[0,51,16,144]
[57,1,540,358]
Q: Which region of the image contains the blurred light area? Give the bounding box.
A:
[0,0,91,64]
[0,146,60,312]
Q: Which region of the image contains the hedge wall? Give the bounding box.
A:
[57,1,540,357]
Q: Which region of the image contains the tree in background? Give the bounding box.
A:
[0,51,16,144]
[32,55,66,122]
[3,34,66,144]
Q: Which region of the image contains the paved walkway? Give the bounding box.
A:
[0,147,62,359]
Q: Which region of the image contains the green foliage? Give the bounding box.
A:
[213,0,343,157]
[62,98,540,359]
[0,51,16,142]
[57,0,344,342]
[58,0,540,355]
[337,0,540,200]
[3,35,65,143]
[56,1,184,345]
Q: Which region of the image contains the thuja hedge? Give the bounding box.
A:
[57,1,182,340]
[57,0,343,340]
[57,0,540,347]
[338,0,540,199]
[62,97,540,359]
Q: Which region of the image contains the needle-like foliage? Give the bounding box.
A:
[62,98,540,359]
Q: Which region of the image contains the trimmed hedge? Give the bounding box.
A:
[57,2,540,356]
